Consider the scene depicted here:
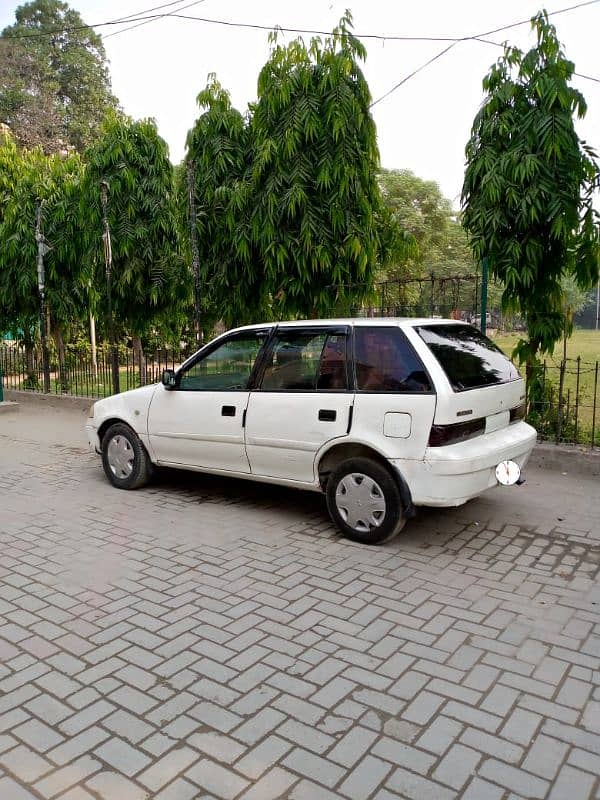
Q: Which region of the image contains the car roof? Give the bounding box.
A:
[226,318,465,334]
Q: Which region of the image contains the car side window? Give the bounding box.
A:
[260,331,349,392]
[179,331,268,392]
[354,327,432,393]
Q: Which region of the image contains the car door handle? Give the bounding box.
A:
[318,409,336,422]
[222,405,236,417]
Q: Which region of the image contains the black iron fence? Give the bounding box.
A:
[2,341,598,448]
[330,274,510,329]
[528,358,599,448]
[0,344,190,400]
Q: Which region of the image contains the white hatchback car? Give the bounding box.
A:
[86,319,536,544]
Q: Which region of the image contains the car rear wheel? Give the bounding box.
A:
[326,457,406,545]
[101,423,152,490]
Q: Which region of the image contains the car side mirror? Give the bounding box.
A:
[161,369,177,389]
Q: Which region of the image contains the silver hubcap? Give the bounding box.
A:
[335,472,386,532]
[107,435,135,479]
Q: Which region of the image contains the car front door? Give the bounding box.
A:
[147,329,270,472]
[245,326,353,482]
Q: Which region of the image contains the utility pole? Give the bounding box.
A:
[35,202,51,393]
[186,159,202,346]
[100,180,120,395]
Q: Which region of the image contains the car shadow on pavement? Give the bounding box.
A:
[147,465,488,549]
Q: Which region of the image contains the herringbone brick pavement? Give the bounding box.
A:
[0,406,599,799]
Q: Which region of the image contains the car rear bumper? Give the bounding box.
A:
[392,421,537,507]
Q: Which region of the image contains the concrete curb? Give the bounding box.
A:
[3,389,94,413]
[528,441,600,477]
[0,401,20,414]
[4,388,599,475]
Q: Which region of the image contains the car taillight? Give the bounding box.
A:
[510,402,526,422]
[428,418,485,447]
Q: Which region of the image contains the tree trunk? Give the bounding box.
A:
[90,313,98,378]
[22,328,37,390]
[52,324,69,392]
[132,335,147,387]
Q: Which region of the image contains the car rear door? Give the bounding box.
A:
[411,323,526,436]
[244,326,353,482]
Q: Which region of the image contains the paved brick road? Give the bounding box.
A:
[0,402,599,799]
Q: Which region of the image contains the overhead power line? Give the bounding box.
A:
[105,0,200,26]
[3,0,599,43]
[370,1,600,107]
[2,0,597,97]
[103,0,207,40]
[370,43,458,108]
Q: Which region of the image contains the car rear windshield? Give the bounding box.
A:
[415,324,520,391]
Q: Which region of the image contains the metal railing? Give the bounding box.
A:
[0,344,190,400]
[527,357,599,448]
[2,343,598,448]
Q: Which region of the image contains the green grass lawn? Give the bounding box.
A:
[48,369,144,398]
[493,329,600,443]
[493,329,600,364]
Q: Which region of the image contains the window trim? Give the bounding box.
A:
[253,325,352,393]
[352,325,435,395]
[175,328,273,393]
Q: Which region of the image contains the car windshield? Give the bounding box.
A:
[415,324,520,391]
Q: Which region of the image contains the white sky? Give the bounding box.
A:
[1,0,599,205]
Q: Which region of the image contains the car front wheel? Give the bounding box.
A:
[326,457,406,545]
[101,423,152,490]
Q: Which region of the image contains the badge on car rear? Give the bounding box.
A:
[495,460,521,486]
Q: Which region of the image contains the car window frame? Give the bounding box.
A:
[352,325,435,395]
[174,328,273,393]
[253,325,352,393]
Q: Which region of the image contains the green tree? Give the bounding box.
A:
[83,114,191,362]
[378,169,478,315]
[184,76,268,328]
[249,13,404,317]
[462,11,599,369]
[1,0,118,152]
[0,130,88,386]
[379,169,453,272]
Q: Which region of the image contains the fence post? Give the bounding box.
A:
[0,358,3,402]
[430,272,435,316]
[592,361,598,449]
[574,356,581,445]
[556,357,566,445]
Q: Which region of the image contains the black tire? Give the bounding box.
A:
[101,422,152,490]
[326,457,407,545]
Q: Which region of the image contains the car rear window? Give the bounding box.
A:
[415,324,520,391]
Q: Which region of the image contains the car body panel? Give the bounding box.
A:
[147,385,251,472]
[87,318,537,514]
[86,384,157,453]
[394,420,536,506]
[245,391,353,481]
[349,393,437,461]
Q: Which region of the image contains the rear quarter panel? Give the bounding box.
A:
[350,393,437,460]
